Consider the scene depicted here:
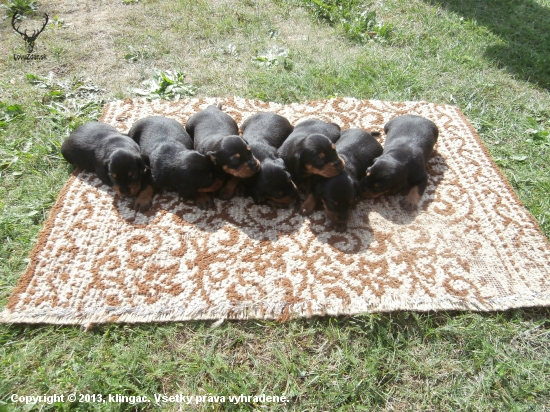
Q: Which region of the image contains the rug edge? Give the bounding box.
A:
[452,107,550,245]
[2,293,549,326]
[4,171,81,310]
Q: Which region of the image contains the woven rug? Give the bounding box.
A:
[1,97,549,325]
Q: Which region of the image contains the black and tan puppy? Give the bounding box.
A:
[128,116,223,210]
[304,129,383,231]
[185,104,261,200]
[278,118,345,214]
[240,112,298,207]
[61,122,148,206]
[360,115,439,211]
[278,118,343,180]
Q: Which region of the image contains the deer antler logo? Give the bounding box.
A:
[11,12,49,54]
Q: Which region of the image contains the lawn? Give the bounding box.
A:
[1,0,549,410]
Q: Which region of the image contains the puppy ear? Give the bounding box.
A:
[207,151,217,165]
[370,131,381,137]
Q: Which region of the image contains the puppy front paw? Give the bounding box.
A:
[196,193,214,210]
[399,197,418,212]
[332,223,348,232]
[272,201,290,209]
[133,185,155,212]
[218,187,235,201]
[134,198,152,212]
[400,186,421,212]
[300,194,316,216]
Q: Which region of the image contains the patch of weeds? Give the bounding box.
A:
[298,0,392,44]
[1,0,37,18]
[0,102,24,128]
[26,72,104,103]
[525,116,549,146]
[122,0,139,3]
[124,45,151,62]
[48,14,70,28]
[133,70,196,101]
[25,72,104,133]
[254,47,293,70]
[42,100,103,135]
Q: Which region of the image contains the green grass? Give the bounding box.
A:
[1,0,550,410]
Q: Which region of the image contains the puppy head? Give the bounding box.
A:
[174,151,224,198]
[107,150,148,197]
[301,134,345,178]
[360,157,406,198]
[208,135,261,178]
[318,172,357,232]
[255,159,298,204]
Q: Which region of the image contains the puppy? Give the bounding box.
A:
[61,122,148,205]
[278,118,345,214]
[304,129,383,231]
[128,116,223,210]
[360,115,439,211]
[240,112,298,206]
[186,104,260,200]
[278,118,343,180]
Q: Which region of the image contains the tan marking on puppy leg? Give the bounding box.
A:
[198,177,224,193]
[133,184,155,212]
[301,193,317,216]
[400,186,421,211]
[219,176,240,200]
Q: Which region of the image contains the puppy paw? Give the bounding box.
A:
[272,201,290,209]
[234,183,246,197]
[133,197,152,212]
[399,198,418,212]
[196,193,214,210]
[218,188,235,201]
[332,223,347,232]
[133,185,155,212]
[300,194,316,216]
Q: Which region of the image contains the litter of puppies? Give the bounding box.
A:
[61,104,438,232]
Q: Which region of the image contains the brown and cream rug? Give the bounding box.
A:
[1,97,549,325]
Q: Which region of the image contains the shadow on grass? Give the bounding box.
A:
[425,0,550,89]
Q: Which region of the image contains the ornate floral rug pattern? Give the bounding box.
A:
[1,97,549,325]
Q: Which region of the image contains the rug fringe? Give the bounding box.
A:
[2,293,549,326]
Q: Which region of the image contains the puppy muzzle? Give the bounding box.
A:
[230,159,261,178]
[318,157,345,178]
